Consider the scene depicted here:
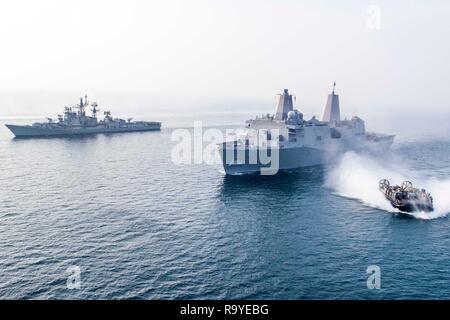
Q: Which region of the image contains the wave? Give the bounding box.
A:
[325,151,450,220]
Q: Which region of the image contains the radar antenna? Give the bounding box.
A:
[91,102,99,118]
[104,110,112,120]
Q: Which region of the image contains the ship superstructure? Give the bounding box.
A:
[218,84,394,175]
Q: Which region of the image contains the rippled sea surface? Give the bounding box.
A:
[0,118,449,299]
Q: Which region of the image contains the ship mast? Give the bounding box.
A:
[91,102,99,118]
[320,82,341,123]
[78,96,84,116]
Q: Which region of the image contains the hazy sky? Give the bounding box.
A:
[1,0,449,118]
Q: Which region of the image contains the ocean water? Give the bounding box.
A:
[0,117,450,299]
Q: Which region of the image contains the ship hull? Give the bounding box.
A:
[219,144,327,175]
[392,202,434,213]
[380,191,434,213]
[219,136,393,175]
[5,124,161,138]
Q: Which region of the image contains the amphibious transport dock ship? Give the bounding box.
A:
[218,83,394,175]
[5,95,161,138]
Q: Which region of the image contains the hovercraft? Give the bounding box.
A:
[379,179,434,213]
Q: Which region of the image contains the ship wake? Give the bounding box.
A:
[325,151,450,220]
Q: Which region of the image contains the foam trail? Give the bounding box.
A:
[422,179,450,219]
[326,152,450,220]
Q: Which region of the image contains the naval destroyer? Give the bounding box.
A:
[5,95,161,138]
[218,83,394,175]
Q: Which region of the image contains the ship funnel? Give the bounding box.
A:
[321,82,340,123]
[274,89,294,120]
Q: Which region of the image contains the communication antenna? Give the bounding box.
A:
[91,102,99,118]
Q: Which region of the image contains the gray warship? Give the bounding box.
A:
[218,83,394,175]
[5,95,161,138]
